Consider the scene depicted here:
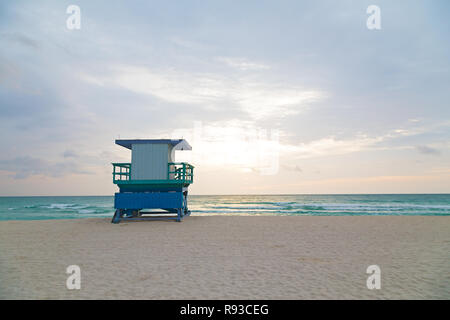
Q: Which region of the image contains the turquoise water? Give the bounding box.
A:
[0,194,449,221]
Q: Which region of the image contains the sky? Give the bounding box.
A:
[0,0,449,195]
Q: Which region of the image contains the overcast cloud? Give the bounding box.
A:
[0,0,449,195]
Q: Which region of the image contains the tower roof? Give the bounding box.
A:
[115,139,192,150]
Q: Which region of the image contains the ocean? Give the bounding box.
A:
[0,194,449,221]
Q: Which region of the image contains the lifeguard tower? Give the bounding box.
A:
[111,139,194,223]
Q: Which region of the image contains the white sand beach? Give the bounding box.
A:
[0,216,449,299]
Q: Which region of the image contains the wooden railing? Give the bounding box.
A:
[168,162,194,183]
[112,163,131,182]
[112,162,194,183]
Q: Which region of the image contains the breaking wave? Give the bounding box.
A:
[0,194,449,220]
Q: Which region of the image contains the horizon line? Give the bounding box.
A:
[1,193,449,197]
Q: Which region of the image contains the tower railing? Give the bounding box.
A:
[168,162,194,183]
[112,163,131,182]
[112,162,194,183]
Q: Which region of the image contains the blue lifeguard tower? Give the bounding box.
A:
[111,139,194,223]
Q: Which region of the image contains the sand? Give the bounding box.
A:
[0,216,449,299]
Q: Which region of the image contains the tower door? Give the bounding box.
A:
[131,144,168,180]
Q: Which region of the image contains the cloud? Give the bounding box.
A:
[416,145,441,155]
[284,135,384,159]
[282,164,303,173]
[1,32,39,49]
[0,60,21,89]
[0,156,91,179]
[216,57,270,71]
[282,123,450,160]
[84,65,325,120]
[62,150,78,158]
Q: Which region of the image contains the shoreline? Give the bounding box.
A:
[1,216,449,299]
